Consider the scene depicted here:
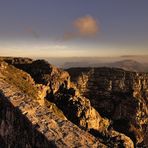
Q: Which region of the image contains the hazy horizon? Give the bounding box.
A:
[1,54,148,68]
[0,1,148,57]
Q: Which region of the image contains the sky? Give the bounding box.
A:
[0,0,148,57]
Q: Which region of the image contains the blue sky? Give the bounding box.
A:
[0,0,148,57]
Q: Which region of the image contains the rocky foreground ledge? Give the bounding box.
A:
[1,57,147,147]
[0,61,104,147]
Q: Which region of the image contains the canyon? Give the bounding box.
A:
[0,57,147,147]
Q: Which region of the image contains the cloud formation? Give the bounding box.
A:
[74,15,99,36]
[63,15,100,40]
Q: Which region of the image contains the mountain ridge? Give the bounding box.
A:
[63,59,148,72]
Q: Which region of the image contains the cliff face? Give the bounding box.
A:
[67,67,148,147]
[0,61,106,147]
[0,58,135,147]
[8,59,109,132]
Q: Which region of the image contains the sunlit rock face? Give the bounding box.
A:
[0,82,104,148]
[13,59,110,132]
[0,58,135,147]
[0,61,105,147]
[67,67,148,147]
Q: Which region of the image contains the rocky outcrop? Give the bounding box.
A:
[67,67,148,147]
[0,61,106,147]
[0,60,38,99]
[6,59,134,147]
[0,57,33,65]
[13,60,109,132]
[0,81,105,147]
[0,58,136,147]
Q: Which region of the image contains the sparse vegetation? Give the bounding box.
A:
[1,63,38,99]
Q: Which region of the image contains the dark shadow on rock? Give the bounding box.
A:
[0,92,58,148]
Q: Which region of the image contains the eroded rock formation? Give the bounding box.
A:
[0,58,137,147]
[67,67,148,147]
[8,59,109,132]
[0,61,105,147]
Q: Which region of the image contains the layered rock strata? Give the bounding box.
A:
[67,67,148,147]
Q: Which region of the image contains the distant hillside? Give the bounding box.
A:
[63,59,148,72]
[107,60,148,72]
